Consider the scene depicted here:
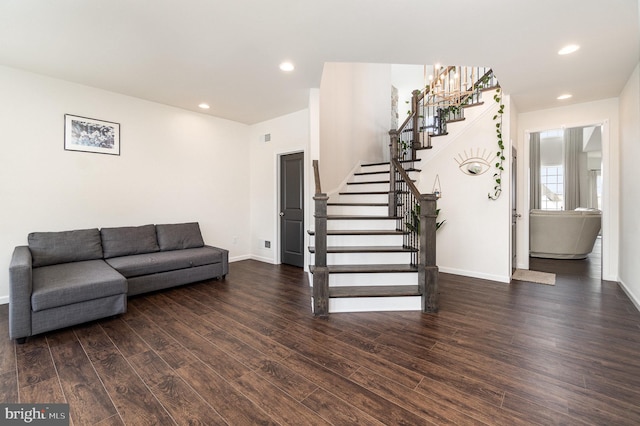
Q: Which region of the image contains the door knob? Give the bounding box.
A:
[279,212,285,217]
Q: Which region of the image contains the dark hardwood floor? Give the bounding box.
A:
[2,249,640,425]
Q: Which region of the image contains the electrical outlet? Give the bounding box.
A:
[264,240,271,248]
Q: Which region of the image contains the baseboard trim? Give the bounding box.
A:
[229,255,251,263]
[438,266,510,284]
[618,278,640,313]
[0,296,8,305]
[249,255,277,265]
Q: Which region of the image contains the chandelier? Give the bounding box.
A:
[425,64,475,108]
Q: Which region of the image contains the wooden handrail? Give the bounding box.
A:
[391,158,420,198]
[313,160,322,195]
[397,111,414,135]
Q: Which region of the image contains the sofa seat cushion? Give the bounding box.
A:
[32,260,127,312]
[105,246,223,278]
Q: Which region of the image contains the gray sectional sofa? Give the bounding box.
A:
[9,222,228,342]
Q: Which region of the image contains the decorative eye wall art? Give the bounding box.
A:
[455,148,495,176]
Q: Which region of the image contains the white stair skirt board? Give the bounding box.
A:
[328,272,418,287]
[329,296,422,313]
[320,252,413,265]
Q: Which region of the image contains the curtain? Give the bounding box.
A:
[529,132,541,209]
[588,170,599,209]
[563,127,583,210]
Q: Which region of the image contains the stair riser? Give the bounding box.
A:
[334,193,389,204]
[328,272,418,287]
[345,182,389,192]
[320,234,404,246]
[326,296,421,313]
[311,252,413,265]
[327,205,388,216]
[359,164,390,174]
[327,219,397,231]
[351,171,419,184]
[352,173,390,183]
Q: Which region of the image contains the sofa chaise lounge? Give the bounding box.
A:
[9,222,228,342]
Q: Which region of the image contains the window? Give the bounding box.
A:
[540,165,563,210]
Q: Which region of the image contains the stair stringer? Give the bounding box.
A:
[324,160,365,200]
[418,89,499,167]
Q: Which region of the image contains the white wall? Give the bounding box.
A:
[517,98,620,280]
[619,63,640,308]
[417,93,512,282]
[0,66,251,303]
[248,109,310,264]
[319,63,392,194]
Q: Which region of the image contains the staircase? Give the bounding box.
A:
[308,161,423,313]
[309,66,499,315]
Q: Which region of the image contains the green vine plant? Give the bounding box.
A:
[405,203,446,235]
[488,88,505,200]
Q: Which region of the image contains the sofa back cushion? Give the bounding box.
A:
[156,222,204,251]
[29,228,103,267]
[101,224,160,259]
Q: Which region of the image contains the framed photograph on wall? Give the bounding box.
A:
[64,114,120,155]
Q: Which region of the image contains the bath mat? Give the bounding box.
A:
[512,269,556,286]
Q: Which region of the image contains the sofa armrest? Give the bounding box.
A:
[9,246,33,340]
[207,245,229,276]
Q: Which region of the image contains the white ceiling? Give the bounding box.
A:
[1,0,638,124]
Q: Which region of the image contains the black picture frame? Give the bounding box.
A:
[64,114,120,155]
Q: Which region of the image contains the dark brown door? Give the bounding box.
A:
[280,152,304,267]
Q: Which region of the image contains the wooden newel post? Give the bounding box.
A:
[313,193,329,316]
[419,193,439,312]
[388,130,399,217]
[411,89,420,159]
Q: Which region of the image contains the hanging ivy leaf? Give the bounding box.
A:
[488,74,505,201]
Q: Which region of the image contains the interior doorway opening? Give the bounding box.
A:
[527,124,604,279]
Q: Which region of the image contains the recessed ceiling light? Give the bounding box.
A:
[198,103,210,109]
[279,62,295,72]
[558,44,580,55]
[557,94,572,100]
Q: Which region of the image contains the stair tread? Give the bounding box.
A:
[361,159,421,167]
[339,191,404,195]
[354,168,421,175]
[307,229,406,236]
[463,100,485,107]
[347,180,390,185]
[326,215,400,220]
[309,245,417,253]
[311,264,419,273]
[329,285,420,298]
[354,170,389,176]
[328,202,388,206]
